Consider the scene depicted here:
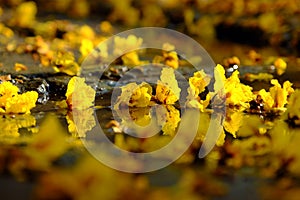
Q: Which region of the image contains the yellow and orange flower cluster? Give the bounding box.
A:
[0,81,38,114]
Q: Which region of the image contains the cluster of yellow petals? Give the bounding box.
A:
[158,105,181,136]
[274,58,287,75]
[244,73,273,82]
[65,77,96,110]
[153,51,179,69]
[111,35,148,67]
[284,89,300,125]
[24,115,69,170]
[114,82,152,108]
[213,64,253,110]
[51,51,80,76]
[0,81,38,114]
[156,68,181,104]
[186,70,211,111]
[258,79,294,110]
[113,67,181,136]
[113,35,143,56]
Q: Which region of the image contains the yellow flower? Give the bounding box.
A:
[223,56,240,68]
[163,51,179,69]
[14,63,28,72]
[257,89,274,110]
[156,67,181,104]
[270,79,294,108]
[186,93,210,112]
[259,79,294,110]
[0,23,14,38]
[274,58,287,75]
[162,43,175,52]
[213,64,253,110]
[0,82,38,114]
[99,21,113,34]
[140,4,166,27]
[113,35,143,56]
[185,68,212,111]
[244,73,273,82]
[78,25,95,40]
[52,51,80,76]
[66,77,96,110]
[258,12,280,34]
[114,82,152,109]
[121,51,147,67]
[225,70,253,109]
[79,38,94,59]
[109,0,139,26]
[9,1,37,28]
[153,44,179,69]
[188,70,211,97]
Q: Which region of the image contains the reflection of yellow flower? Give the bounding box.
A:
[129,107,151,127]
[236,115,267,138]
[196,112,226,147]
[284,89,300,126]
[156,68,181,104]
[35,155,131,200]
[0,81,38,114]
[66,108,96,138]
[270,120,300,176]
[25,114,69,170]
[157,105,181,136]
[0,114,36,141]
[226,136,271,168]
[66,77,96,110]
[224,109,244,138]
[186,93,210,112]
